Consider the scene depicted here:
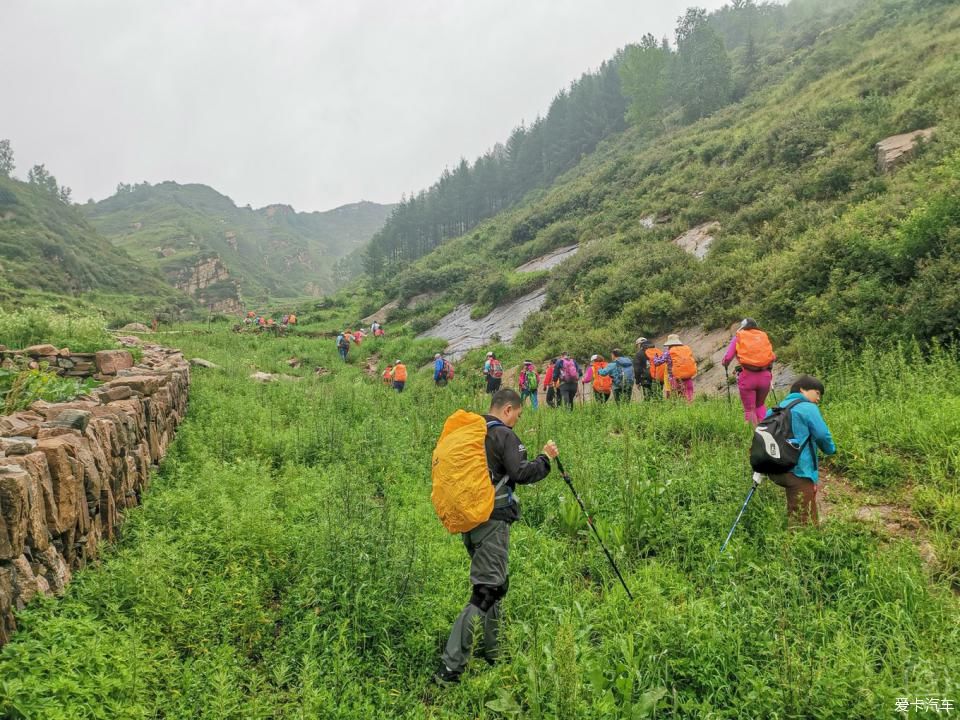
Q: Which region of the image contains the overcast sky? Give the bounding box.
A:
[4,0,731,213]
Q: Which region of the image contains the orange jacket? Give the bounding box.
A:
[392,364,407,382]
[591,361,612,394]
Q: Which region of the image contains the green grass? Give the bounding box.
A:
[0,325,956,718]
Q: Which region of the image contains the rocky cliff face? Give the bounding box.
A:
[171,256,242,315]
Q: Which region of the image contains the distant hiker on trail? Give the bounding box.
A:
[382,363,394,386]
[654,334,697,403]
[722,318,777,426]
[763,376,836,527]
[371,320,384,337]
[336,331,350,361]
[634,337,664,400]
[518,360,540,408]
[434,389,559,685]
[542,360,558,408]
[483,352,504,394]
[581,354,612,403]
[391,359,407,392]
[598,348,635,403]
[552,352,581,409]
[434,353,454,387]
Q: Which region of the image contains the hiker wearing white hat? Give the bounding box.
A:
[653,334,697,402]
[581,354,612,403]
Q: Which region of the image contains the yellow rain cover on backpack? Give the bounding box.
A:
[431,410,494,533]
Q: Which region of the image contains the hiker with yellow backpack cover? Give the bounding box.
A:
[431,389,558,685]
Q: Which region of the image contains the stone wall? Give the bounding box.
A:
[0,344,190,645]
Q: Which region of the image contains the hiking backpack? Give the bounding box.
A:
[750,399,810,474]
[669,346,697,380]
[521,368,537,391]
[736,329,775,370]
[336,334,348,349]
[431,411,505,533]
[443,359,455,381]
[489,359,504,379]
[560,358,578,382]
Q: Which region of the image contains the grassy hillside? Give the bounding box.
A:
[0,175,192,321]
[0,323,956,717]
[86,182,395,302]
[356,0,960,367]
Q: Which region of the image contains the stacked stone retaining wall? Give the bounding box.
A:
[0,344,190,645]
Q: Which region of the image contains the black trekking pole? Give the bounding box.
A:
[715,472,763,560]
[723,365,732,405]
[555,456,633,600]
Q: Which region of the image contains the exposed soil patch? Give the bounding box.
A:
[515,244,579,273]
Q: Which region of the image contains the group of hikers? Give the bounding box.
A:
[244,310,297,329]
[424,319,836,686]
[336,321,386,361]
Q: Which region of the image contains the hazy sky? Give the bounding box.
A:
[4,0,730,212]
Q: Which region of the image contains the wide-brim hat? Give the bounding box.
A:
[394,359,402,364]
[664,334,683,347]
[590,354,599,362]
[486,352,494,357]
[635,337,647,345]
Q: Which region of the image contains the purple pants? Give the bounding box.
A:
[738,369,771,425]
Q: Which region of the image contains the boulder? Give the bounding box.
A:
[673,222,720,259]
[0,565,15,644]
[190,358,218,369]
[97,386,134,403]
[876,127,936,172]
[121,323,151,333]
[11,555,49,609]
[0,437,36,456]
[47,409,93,432]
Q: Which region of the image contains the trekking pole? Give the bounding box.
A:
[723,365,732,405]
[769,386,779,405]
[716,472,763,560]
[554,456,633,600]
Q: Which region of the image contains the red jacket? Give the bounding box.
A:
[543,365,554,388]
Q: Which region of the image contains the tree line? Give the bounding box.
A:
[0,139,73,204]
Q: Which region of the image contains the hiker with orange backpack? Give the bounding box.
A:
[483,352,504,394]
[654,334,697,403]
[634,337,664,400]
[433,389,558,684]
[581,354,612,403]
[518,360,540,408]
[391,359,407,392]
[722,318,777,425]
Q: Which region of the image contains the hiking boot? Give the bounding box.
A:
[432,665,462,686]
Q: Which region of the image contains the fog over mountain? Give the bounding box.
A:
[2,0,729,212]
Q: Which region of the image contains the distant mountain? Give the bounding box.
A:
[0,174,188,315]
[85,182,395,303]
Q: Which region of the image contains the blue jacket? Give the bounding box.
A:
[434,358,445,381]
[598,356,635,389]
[766,393,836,482]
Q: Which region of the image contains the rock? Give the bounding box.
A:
[0,565,15,644]
[0,438,36,456]
[250,371,278,383]
[115,336,142,347]
[362,300,399,326]
[36,545,70,594]
[673,222,720,259]
[0,465,29,560]
[47,409,92,432]
[515,244,580,273]
[11,555,49,609]
[97,386,133,403]
[95,350,134,376]
[105,375,161,396]
[190,358,219,369]
[24,344,58,357]
[121,323,151,333]
[876,127,936,173]
[417,287,548,361]
[0,412,43,438]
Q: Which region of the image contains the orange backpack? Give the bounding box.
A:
[393,364,407,382]
[669,345,697,380]
[735,329,775,369]
[645,348,665,382]
[431,411,503,533]
[592,361,612,394]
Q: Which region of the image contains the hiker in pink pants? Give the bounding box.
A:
[722,318,776,425]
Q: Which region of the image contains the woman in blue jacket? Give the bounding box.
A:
[766,375,837,526]
[597,349,635,404]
